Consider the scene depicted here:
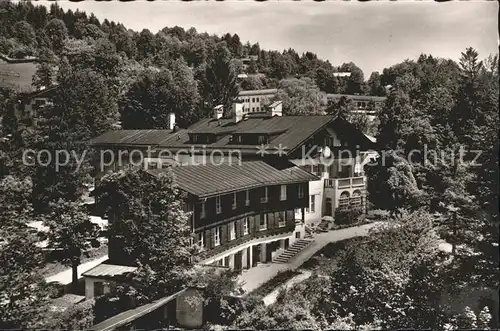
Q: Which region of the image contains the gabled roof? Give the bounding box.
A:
[83,263,137,278]
[148,161,318,198]
[90,288,189,331]
[90,115,337,155]
[90,129,175,146]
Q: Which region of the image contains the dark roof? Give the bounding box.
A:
[269,100,282,108]
[148,161,318,197]
[90,288,188,331]
[90,115,337,155]
[326,94,386,102]
[90,129,175,146]
[90,114,375,156]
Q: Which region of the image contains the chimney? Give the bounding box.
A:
[269,101,283,117]
[213,105,223,120]
[233,101,244,123]
[168,112,176,130]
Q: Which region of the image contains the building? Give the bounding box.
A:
[332,72,352,78]
[16,85,57,118]
[326,94,386,113]
[85,104,376,299]
[83,160,315,299]
[237,88,277,113]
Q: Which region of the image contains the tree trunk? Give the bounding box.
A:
[71,258,79,293]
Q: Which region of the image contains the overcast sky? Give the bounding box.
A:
[43,1,498,76]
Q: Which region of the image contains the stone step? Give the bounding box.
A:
[272,239,313,264]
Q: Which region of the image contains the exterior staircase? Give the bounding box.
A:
[316,219,331,233]
[305,226,314,239]
[272,239,313,264]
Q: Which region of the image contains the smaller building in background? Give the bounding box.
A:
[16,86,57,118]
[325,94,386,113]
[332,72,352,77]
[237,88,277,113]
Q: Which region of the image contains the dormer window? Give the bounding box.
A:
[261,187,268,203]
[232,192,237,210]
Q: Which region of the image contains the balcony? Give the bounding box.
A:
[324,176,366,189]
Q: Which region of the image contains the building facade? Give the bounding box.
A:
[237,89,277,113]
[85,105,376,299]
[326,94,386,112]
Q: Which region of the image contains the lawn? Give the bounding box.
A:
[299,237,366,272]
[247,269,301,298]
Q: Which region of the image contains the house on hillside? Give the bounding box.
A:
[85,102,376,299]
[236,88,277,113]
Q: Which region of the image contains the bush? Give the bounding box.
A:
[335,207,363,225]
[367,209,390,221]
[43,299,96,329]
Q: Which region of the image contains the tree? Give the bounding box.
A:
[32,66,116,211]
[240,75,264,90]
[367,71,385,96]
[0,176,48,328]
[44,18,68,54]
[12,20,37,47]
[273,77,326,115]
[95,167,194,299]
[121,60,200,129]
[32,47,57,89]
[198,43,240,117]
[43,199,100,292]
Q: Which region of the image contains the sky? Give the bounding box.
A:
[41,1,498,76]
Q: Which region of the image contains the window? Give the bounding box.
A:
[256,97,260,102]
[312,165,319,175]
[243,217,249,235]
[214,227,220,246]
[280,185,287,201]
[94,281,104,297]
[216,196,222,214]
[200,201,206,218]
[278,211,286,227]
[258,135,266,144]
[245,190,250,206]
[261,187,268,203]
[252,98,255,102]
[298,184,304,198]
[229,222,236,240]
[309,195,316,213]
[191,135,198,143]
[196,232,204,250]
[260,214,268,230]
[232,192,237,210]
[252,107,255,112]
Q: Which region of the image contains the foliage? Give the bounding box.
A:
[334,207,363,225]
[0,176,48,328]
[40,299,96,329]
[95,167,193,303]
[197,44,240,117]
[273,77,326,115]
[43,199,101,290]
[120,60,200,129]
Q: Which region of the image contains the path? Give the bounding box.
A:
[262,270,313,306]
[45,255,108,285]
[238,222,382,293]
